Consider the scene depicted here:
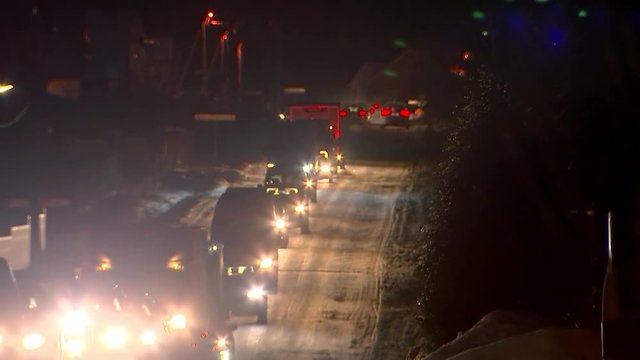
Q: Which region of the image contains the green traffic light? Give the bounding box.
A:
[471,10,486,20]
[393,39,407,48]
[383,69,398,78]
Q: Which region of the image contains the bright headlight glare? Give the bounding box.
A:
[62,311,90,334]
[302,164,312,173]
[274,218,286,230]
[216,337,227,349]
[103,326,128,348]
[336,154,343,161]
[22,333,46,350]
[305,180,313,188]
[259,258,274,269]
[246,287,266,301]
[169,314,187,330]
[65,339,85,357]
[320,164,331,172]
[294,203,305,213]
[141,331,156,345]
[220,349,231,360]
[0,84,14,94]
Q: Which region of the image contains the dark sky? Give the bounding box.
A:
[1,1,471,94]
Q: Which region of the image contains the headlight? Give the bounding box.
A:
[102,326,128,349]
[246,287,266,301]
[336,154,343,161]
[274,218,286,230]
[65,339,85,357]
[61,310,90,334]
[305,180,314,188]
[168,314,187,330]
[141,330,156,345]
[320,164,331,172]
[278,113,286,120]
[294,203,305,213]
[22,333,46,350]
[216,337,228,349]
[302,164,312,173]
[259,258,274,269]
[266,162,275,168]
[220,349,232,360]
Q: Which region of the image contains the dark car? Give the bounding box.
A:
[380,102,412,129]
[210,188,286,323]
[265,160,317,203]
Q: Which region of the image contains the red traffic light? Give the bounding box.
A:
[339,110,348,117]
[207,11,215,18]
[358,109,367,117]
[399,109,411,118]
[381,108,392,117]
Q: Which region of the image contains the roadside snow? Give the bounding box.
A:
[420,310,553,360]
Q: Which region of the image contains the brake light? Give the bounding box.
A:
[358,109,367,117]
[369,108,375,114]
[399,109,411,118]
[381,108,392,117]
[339,110,348,117]
[373,103,380,109]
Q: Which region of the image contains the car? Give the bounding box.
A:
[380,102,412,129]
[266,187,311,234]
[265,160,317,203]
[211,188,285,320]
[313,149,337,183]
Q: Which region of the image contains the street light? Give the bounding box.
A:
[0,84,14,94]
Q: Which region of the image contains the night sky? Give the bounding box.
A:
[1,1,470,95]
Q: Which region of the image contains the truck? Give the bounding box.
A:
[287,104,346,170]
[67,223,234,360]
[209,187,288,325]
[0,214,62,360]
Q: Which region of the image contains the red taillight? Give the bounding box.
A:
[339,110,348,117]
[381,108,392,117]
[369,108,375,114]
[373,103,380,109]
[358,109,367,117]
[399,109,411,118]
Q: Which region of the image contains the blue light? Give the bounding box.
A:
[508,13,526,32]
[549,28,566,47]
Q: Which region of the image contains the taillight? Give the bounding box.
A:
[399,109,411,118]
[373,103,380,109]
[339,110,348,117]
[369,108,375,114]
[381,108,392,117]
[358,109,367,117]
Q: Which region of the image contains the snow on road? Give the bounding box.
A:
[233,162,409,360]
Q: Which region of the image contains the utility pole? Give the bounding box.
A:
[201,11,215,96]
[236,41,243,99]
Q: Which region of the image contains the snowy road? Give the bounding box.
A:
[231,162,409,360]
